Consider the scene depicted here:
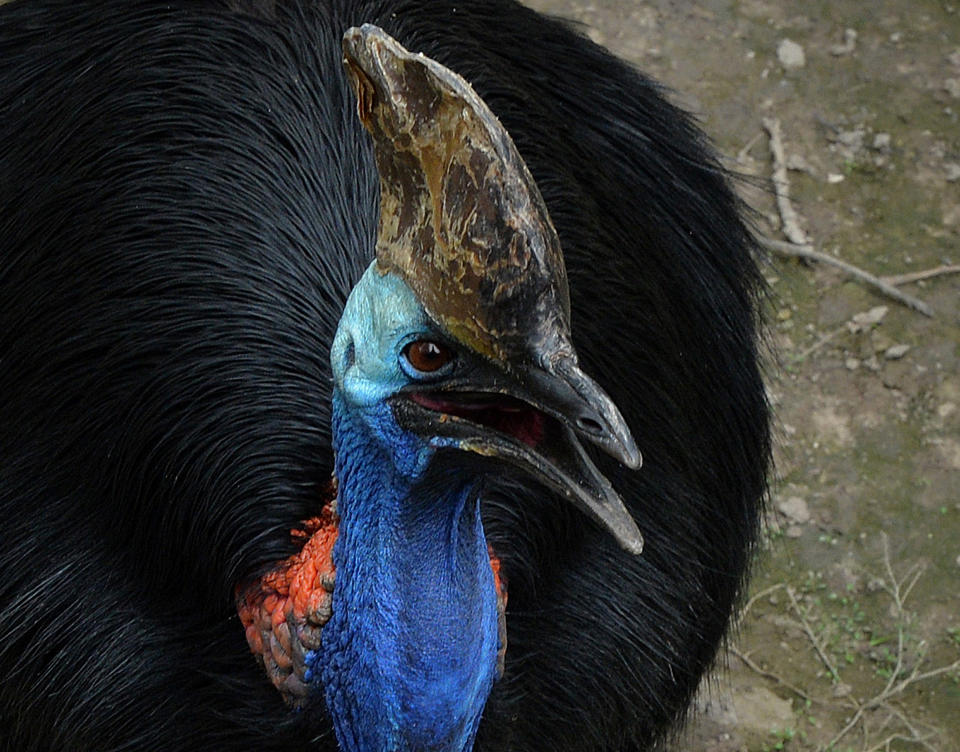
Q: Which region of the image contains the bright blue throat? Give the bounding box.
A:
[316,390,500,752]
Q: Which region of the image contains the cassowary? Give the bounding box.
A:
[0,2,770,751]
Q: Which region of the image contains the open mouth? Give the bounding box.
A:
[395,382,644,556]
[408,392,549,449]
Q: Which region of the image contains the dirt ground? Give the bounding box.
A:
[520,1,960,750]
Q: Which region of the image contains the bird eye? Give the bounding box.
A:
[402,339,453,375]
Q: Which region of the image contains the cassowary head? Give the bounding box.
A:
[240,25,642,752]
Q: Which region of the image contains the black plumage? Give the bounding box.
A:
[0,1,770,750]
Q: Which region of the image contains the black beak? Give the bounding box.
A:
[391,355,644,555]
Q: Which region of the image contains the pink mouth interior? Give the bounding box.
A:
[410,392,546,448]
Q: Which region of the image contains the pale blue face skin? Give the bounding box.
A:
[331,261,452,407]
[330,261,456,479]
[330,261,462,394]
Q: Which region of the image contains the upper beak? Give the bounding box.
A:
[391,355,644,555]
[521,354,641,470]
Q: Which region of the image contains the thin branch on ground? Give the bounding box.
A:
[758,236,935,317]
[730,646,820,705]
[882,264,960,286]
[737,130,763,163]
[863,731,938,752]
[785,586,844,685]
[819,534,960,751]
[738,582,785,620]
[735,535,960,751]
[792,322,847,362]
[885,708,940,752]
[759,116,936,317]
[763,117,809,245]
[731,582,823,704]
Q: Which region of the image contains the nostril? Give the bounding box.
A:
[577,416,604,435]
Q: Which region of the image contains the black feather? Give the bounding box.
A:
[0,1,770,750]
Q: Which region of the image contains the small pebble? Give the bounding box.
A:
[884,344,910,360]
[827,173,845,183]
[850,306,888,331]
[777,38,806,69]
[946,163,960,182]
[832,683,853,698]
[946,78,960,98]
[786,153,812,172]
[872,132,891,151]
[845,358,860,371]
[836,129,865,149]
[777,495,811,524]
[830,29,857,56]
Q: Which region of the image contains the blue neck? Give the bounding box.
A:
[316,391,500,752]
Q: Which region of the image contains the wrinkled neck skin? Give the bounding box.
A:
[318,390,500,752]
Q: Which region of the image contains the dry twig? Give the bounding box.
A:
[792,322,847,362]
[759,236,935,317]
[730,646,820,705]
[763,117,809,245]
[735,535,960,751]
[737,130,763,163]
[785,586,844,685]
[760,117,936,317]
[819,534,960,751]
[738,582,785,620]
[882,264,960,286]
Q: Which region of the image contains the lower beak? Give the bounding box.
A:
[391,358,644,555]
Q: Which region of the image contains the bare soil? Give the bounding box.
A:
[521,1,960,750]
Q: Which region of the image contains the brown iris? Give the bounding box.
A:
[403,340,453,373]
